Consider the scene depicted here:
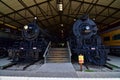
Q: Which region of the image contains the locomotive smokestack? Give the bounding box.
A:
[80,14,88,21]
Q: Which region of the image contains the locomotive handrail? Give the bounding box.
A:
[67,41,72,62]
[43,41,51,63]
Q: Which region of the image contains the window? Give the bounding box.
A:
[104,36,110,41]
[112,34,120,40]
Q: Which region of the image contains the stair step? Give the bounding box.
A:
[46,47,70,63]
[47,55,69,58]
[48,54,68,56]
[50,48,68,51]
[47,57,69,60]
[49,51,68,54]
[46,59,70,63]
[47,58,69,60]
[48,53,68,56]
[47,55,68,58]
[46,61,69,63]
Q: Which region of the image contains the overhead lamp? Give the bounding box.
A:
[74,19,76,21]
[58,3,63,11]
[93,18,96,20]
[24,25,28,30]
[60,24,63,26]
[61,30,64,33]
[34,17,37,20]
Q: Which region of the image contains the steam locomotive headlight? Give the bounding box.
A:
[84,25,91,33]
[24,25,28,30]
[33,47,37,50]
[86,26,90,30]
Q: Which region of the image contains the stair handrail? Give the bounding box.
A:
[43,41,51,63]
[67,41,72,62]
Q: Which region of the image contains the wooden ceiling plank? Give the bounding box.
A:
[0,0,31,23]
[95,0,116,19]
[18,0,46,27]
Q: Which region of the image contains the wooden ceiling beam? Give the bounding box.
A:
[0,0,51,18]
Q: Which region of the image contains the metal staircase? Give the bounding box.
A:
[46,48,70,63]
[43,42,72,63]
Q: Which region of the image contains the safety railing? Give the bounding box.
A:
[43,41,51,63]
[67,41,72,62]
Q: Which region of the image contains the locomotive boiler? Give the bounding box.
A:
[69,14,107,65]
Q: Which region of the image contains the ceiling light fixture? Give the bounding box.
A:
[74,19,76,21]
[34,17,37,20]
[58,0,63,11]
[58,3,63,11]
[61,24,63,26]
[93,18,96,20]
[61,30,64,33]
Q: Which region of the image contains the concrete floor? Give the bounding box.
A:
[76,72,120,78]
[0,76,119,80]
[0,63,120,78]
[0,70,120,78]
[0,58,12,67]
[0,56,120,78]
[0,63,78,78]
[36,63,76,72]
[107,55,120,67]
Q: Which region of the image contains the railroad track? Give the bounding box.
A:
[4,60,40,71]
[73,62,120,72]
[104,63,120,70]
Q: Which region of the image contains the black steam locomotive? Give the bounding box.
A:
[69,15,107,65]
[8,17,48,62]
